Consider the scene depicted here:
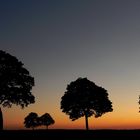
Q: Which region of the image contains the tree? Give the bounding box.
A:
[60,77,113,130]
[39,113,55,129]
[24,112,39,130]
[0,50,35,130]
[138,95,140,113]
[0,108,3,130]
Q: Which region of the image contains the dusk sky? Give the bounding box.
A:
[1,0,140,129]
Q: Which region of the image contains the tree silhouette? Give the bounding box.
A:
[0,50,35,130]
[61,77,113,130]
[138,95,140,113]
[0,108,3,130]
[24,112,39,130]
[39,113,55,129]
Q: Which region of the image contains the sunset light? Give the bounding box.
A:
[1,0,140,132]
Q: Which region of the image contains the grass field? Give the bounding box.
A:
[0,129,140,139]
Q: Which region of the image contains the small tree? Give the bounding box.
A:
[61,77,113,130]
[24,112,39,130]
[39,113,55,129]
[0,50,35,130]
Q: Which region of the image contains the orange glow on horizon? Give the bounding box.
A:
[2,87,140,130]
[3,108,140,130]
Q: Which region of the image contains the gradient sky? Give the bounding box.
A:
[1,0,140,130]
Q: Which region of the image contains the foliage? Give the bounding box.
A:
[39,113,55,129]
[24,112,39,129]
[0,50,35,108]
[24,112,55,129]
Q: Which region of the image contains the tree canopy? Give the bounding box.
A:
[24,112,55,129]
[40,113,55,129]
[60,77,113,130]
[24,112,39,129]
[0,50,35,108]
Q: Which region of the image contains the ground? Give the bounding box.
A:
[0,129,140,140]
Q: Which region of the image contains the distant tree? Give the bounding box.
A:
[39,113,55,129]
[61,77,113,130]
[24,112,39,130]
[0,50,35,130]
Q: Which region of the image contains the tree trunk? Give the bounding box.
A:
[46,125,48,129]
[0,107,3,130]
[85,113,89,130]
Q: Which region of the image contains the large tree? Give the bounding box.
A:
[0,50,35,130]
[61,77,113,130]
[24,112,39,130]
[39,113,55,129]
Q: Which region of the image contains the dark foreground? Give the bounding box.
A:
[0,129,140,140]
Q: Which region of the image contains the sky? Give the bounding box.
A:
[1,0,140,130]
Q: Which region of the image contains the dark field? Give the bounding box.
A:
[0,129,140,140]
